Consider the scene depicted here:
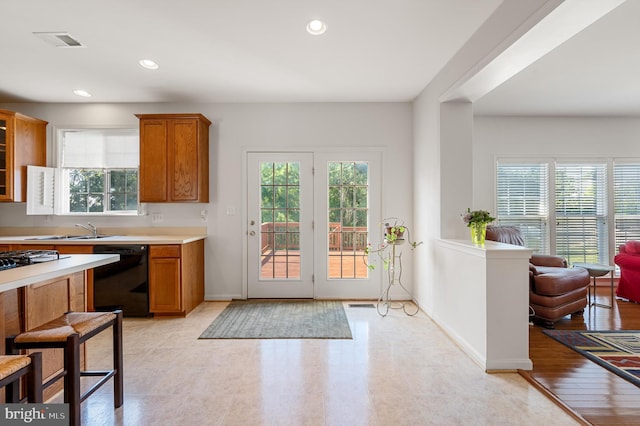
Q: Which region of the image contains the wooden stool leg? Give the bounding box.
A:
[5,336,18,355]
[5,336,20,403]
[113,310,123,408]
[27,352,43,403]
[65,334,81,426]
[6,379,20,403]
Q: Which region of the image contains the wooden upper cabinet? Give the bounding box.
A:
[0,110,47,202]
[136,113,211,203]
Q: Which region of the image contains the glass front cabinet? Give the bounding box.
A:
[0,117,7,197]
[0,110,47,202]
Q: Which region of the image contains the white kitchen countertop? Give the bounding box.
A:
[0,254,119,293]
[0,235,206,245]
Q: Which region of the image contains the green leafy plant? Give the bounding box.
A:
[364,219,422,270]
[460,208,495,227]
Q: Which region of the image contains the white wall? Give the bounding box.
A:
[0,102,414,300]
[473,115,640,206]
[412,0,556,315]
[434,240,532,371]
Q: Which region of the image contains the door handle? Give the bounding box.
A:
[249,231,256,236]
[250,220,255,225]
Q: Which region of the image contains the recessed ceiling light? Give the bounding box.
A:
[306,19,327,35]
[73,89,91,98]
[139,59,159,70]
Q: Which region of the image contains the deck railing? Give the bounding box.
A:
[261,222,300,252]
[260,222,368,252]
[329,223,368,251]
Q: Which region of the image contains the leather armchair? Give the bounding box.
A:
[615,241,640,303]
[486,226,590,328]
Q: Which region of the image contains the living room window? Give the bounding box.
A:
[496,162,549,253]
[555,163,608,265]
[497,159,640,265]
[614,163,640,248]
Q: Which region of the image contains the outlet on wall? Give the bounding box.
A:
[151,213,163,223]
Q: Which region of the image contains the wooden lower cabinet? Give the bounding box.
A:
[149,255,181,313]
[12,244,95,311]
[149,240,204,316]
[55,245,95,311]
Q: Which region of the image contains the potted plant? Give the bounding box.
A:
[461,208,495,245]
[384,224,405,244]
[364,218,422,271]
[363,218,422,316]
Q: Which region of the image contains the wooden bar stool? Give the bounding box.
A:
[0,352,43,403]
[6,310,123,426]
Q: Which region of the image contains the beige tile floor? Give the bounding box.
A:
[61,301,580,425]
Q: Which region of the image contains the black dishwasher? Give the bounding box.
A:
[93,245,150,317]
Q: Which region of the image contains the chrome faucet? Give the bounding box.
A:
[75,222,98,238]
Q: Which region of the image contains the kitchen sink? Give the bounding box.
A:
[25,234,117,241]
[70,235,117,240]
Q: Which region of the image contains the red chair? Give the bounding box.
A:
[615,241,640,303]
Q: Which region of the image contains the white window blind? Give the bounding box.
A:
[61,129,139,168]
[614,163,640,251]
[555,163,608,264]
[496,162,549,253]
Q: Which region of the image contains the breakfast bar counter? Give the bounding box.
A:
[0,254,119,292]
[0,253,120,399]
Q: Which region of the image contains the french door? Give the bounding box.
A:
[247,153,314,298]
[246,151,382,299]
[313,152,382,298]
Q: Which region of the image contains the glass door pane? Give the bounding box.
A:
[328,161,369,279]
[260,161,301,279]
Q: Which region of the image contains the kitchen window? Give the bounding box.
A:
[65,169,138,213]
[27,128,140,216]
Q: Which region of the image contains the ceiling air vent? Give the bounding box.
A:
[33,32,85,48]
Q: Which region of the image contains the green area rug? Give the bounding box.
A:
[199,300,353,339]
[544,329,640,388]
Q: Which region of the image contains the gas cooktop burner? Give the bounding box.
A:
[0,250,65,271]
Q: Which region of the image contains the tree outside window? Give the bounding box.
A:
[68,168,138,213]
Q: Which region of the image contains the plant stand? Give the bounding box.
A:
[377,239,419,317]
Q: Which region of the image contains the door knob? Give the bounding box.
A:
[249,231,256,236]
[250,220,255,225]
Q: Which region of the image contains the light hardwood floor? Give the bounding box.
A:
[524,287,640,426]
[68,301,579,425]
